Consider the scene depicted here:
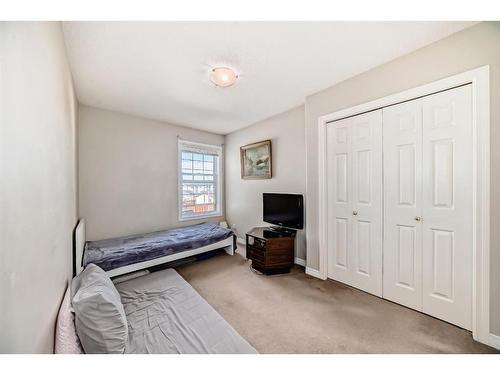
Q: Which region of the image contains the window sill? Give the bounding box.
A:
[179,212,223,222]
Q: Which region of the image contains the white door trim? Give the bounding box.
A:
[317,65,490,345]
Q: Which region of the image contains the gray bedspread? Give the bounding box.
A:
[84,223,235,272]
[115,268,257,354]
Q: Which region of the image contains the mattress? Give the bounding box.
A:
[83,222,235,272]
[115,268,257,354]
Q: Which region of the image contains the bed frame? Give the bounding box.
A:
[74,219,235,277]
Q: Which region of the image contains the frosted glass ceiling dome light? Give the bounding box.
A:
[210,67,238,87]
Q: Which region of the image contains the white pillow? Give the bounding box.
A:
[71,264,128,354]
[55,287,84,354]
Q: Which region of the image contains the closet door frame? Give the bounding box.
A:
[315,65,490,346]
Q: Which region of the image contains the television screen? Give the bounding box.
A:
[263,193,304,229]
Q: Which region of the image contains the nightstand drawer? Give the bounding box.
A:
[248,247,265,263]
[268,253,293,265]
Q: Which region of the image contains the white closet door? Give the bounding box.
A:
[382,99,423,310]
[350,111,383,296]
[421,85,473,329]
[327,110,383,297]
[327,117,352,285]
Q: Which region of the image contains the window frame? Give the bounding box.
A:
[178,139,223,221]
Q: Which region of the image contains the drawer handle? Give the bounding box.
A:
[353,211,358,216]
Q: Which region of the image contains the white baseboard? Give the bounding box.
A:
[294,257,306,267]
[306,267,324,279]
[489,333,500,350]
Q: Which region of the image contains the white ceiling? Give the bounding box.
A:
[62,22,474,135]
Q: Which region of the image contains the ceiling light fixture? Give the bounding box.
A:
[209,67,238,87]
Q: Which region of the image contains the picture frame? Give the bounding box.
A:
[240,139,272,180]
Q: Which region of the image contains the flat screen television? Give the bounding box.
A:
[263,193,304,230]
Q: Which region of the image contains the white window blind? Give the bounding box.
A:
[178,140,222,220]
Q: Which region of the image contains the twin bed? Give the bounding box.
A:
[75,220,235,277]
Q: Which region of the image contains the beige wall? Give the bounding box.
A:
[225,106,306,261]
[0,22,78,353]
[304,22,500,334]
[78,105,225,241]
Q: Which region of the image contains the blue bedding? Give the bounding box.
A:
[83,223,235,272]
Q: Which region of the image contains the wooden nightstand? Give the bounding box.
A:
[246,227,296,275]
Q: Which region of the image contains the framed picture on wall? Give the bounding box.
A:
[240,139,272,179]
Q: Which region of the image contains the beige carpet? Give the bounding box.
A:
[175,249,497,354]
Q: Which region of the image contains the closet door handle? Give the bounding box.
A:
[353,211,358,216]
[414,216,422,222]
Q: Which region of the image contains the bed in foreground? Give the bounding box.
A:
[116,267,256,353]
[75,220,235,277]
[58,263,257,354]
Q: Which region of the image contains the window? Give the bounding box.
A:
[178,140,222,220]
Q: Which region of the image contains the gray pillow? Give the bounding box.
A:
[71,264,128,354]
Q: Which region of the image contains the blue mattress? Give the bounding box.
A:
[83,223,235,272]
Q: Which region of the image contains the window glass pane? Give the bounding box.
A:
[204,162,213,172]
[193,153,203,161]
[182,152,192,160]
[182,160,192,169]
[193,160,203,171]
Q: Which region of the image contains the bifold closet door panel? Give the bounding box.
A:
[421,84,473,330]
[327,117,353,286]
[326,110,383,297]
[350,111,383,296]
[382,99,423,310]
